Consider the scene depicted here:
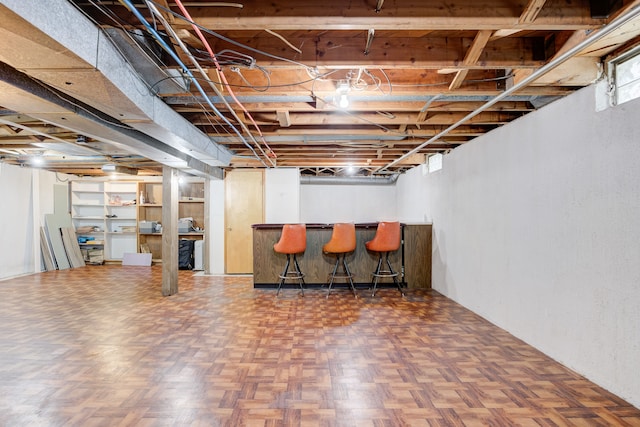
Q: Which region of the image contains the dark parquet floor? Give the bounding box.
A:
[0,265,638,426]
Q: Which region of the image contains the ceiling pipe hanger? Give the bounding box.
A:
[364,28,375,55]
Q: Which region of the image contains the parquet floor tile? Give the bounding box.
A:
[0,266,638,426]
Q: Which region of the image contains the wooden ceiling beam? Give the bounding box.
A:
[449,30,493,90]
[236,111,520,126]
[185,0,602,31]
[276,110,291,127]
[181,101,534,118]
[520,0,550,24]
[205,35,549,69]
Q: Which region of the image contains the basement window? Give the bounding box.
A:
[611,47,640,106]
[428,153,443,173]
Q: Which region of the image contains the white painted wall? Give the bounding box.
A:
[397,83,640,408]
[300,183,397,223]
[0,164,62,279]
[207,178,225,274]
[265,168,300,223]
[397,165,431,224]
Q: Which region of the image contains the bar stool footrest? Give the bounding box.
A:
[327,273,353,280]
[372,271,399,278]
[279,274,304,281]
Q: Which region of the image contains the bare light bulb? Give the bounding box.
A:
[31,155,44,166]
[339,93,349,108]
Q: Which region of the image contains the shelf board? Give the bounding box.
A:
[138,232,205,236]
[139,203,162,207]
[73,216,104,220]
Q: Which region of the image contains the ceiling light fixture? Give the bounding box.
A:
[336,81,350,108]
[31,154,45,166]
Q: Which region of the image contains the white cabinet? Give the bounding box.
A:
[71,180,138,262]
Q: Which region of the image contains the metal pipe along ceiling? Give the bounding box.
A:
[378,5,640,174]
[300,174,398,185]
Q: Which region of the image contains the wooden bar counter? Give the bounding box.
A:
[252,223,432,289]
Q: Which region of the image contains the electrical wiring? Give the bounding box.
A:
[151,68,338,95]
[148,75,188,95]
[170,36,276,164]
[143,0,271,165]
[214,68,338,90]
[85,0,384,95]
[74,1,513,98]
[229,66,272,93]
[171,0,277,162]
[119,0,262,165]
[314,96,398,134]
[264,29,302,54]
[373,68,392,95]
[310,69,341,101]
[189,48,256,68]
[148,0,313,70]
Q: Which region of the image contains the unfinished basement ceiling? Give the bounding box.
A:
[1,0,640,177]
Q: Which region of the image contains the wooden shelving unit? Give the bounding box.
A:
[137,179,205,262]
[71,178,205,265]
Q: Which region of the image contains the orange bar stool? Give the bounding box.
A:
[322,223,357,298]
[365,221,404,297]
[273,224,307,297]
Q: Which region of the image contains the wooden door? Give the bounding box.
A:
[224,169,264,273]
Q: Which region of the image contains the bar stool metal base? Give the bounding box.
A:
[277,253,305,297]
[371,251,404,297]
[326,253,357,298]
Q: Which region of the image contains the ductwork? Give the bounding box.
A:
[0,61,222,179]
[300,174,399,185]
[0,0,233,175]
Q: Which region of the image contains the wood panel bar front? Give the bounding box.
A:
[252,223,432,289]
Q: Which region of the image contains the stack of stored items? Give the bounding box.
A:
[138,221,158,233]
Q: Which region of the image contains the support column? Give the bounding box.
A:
[162,166,179,296]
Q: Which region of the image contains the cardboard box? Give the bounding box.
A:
[122,253,152,266]
[139,221,157,233]
[178,219,192,233]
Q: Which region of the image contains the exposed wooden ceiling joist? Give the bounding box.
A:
[1,0,639,176]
